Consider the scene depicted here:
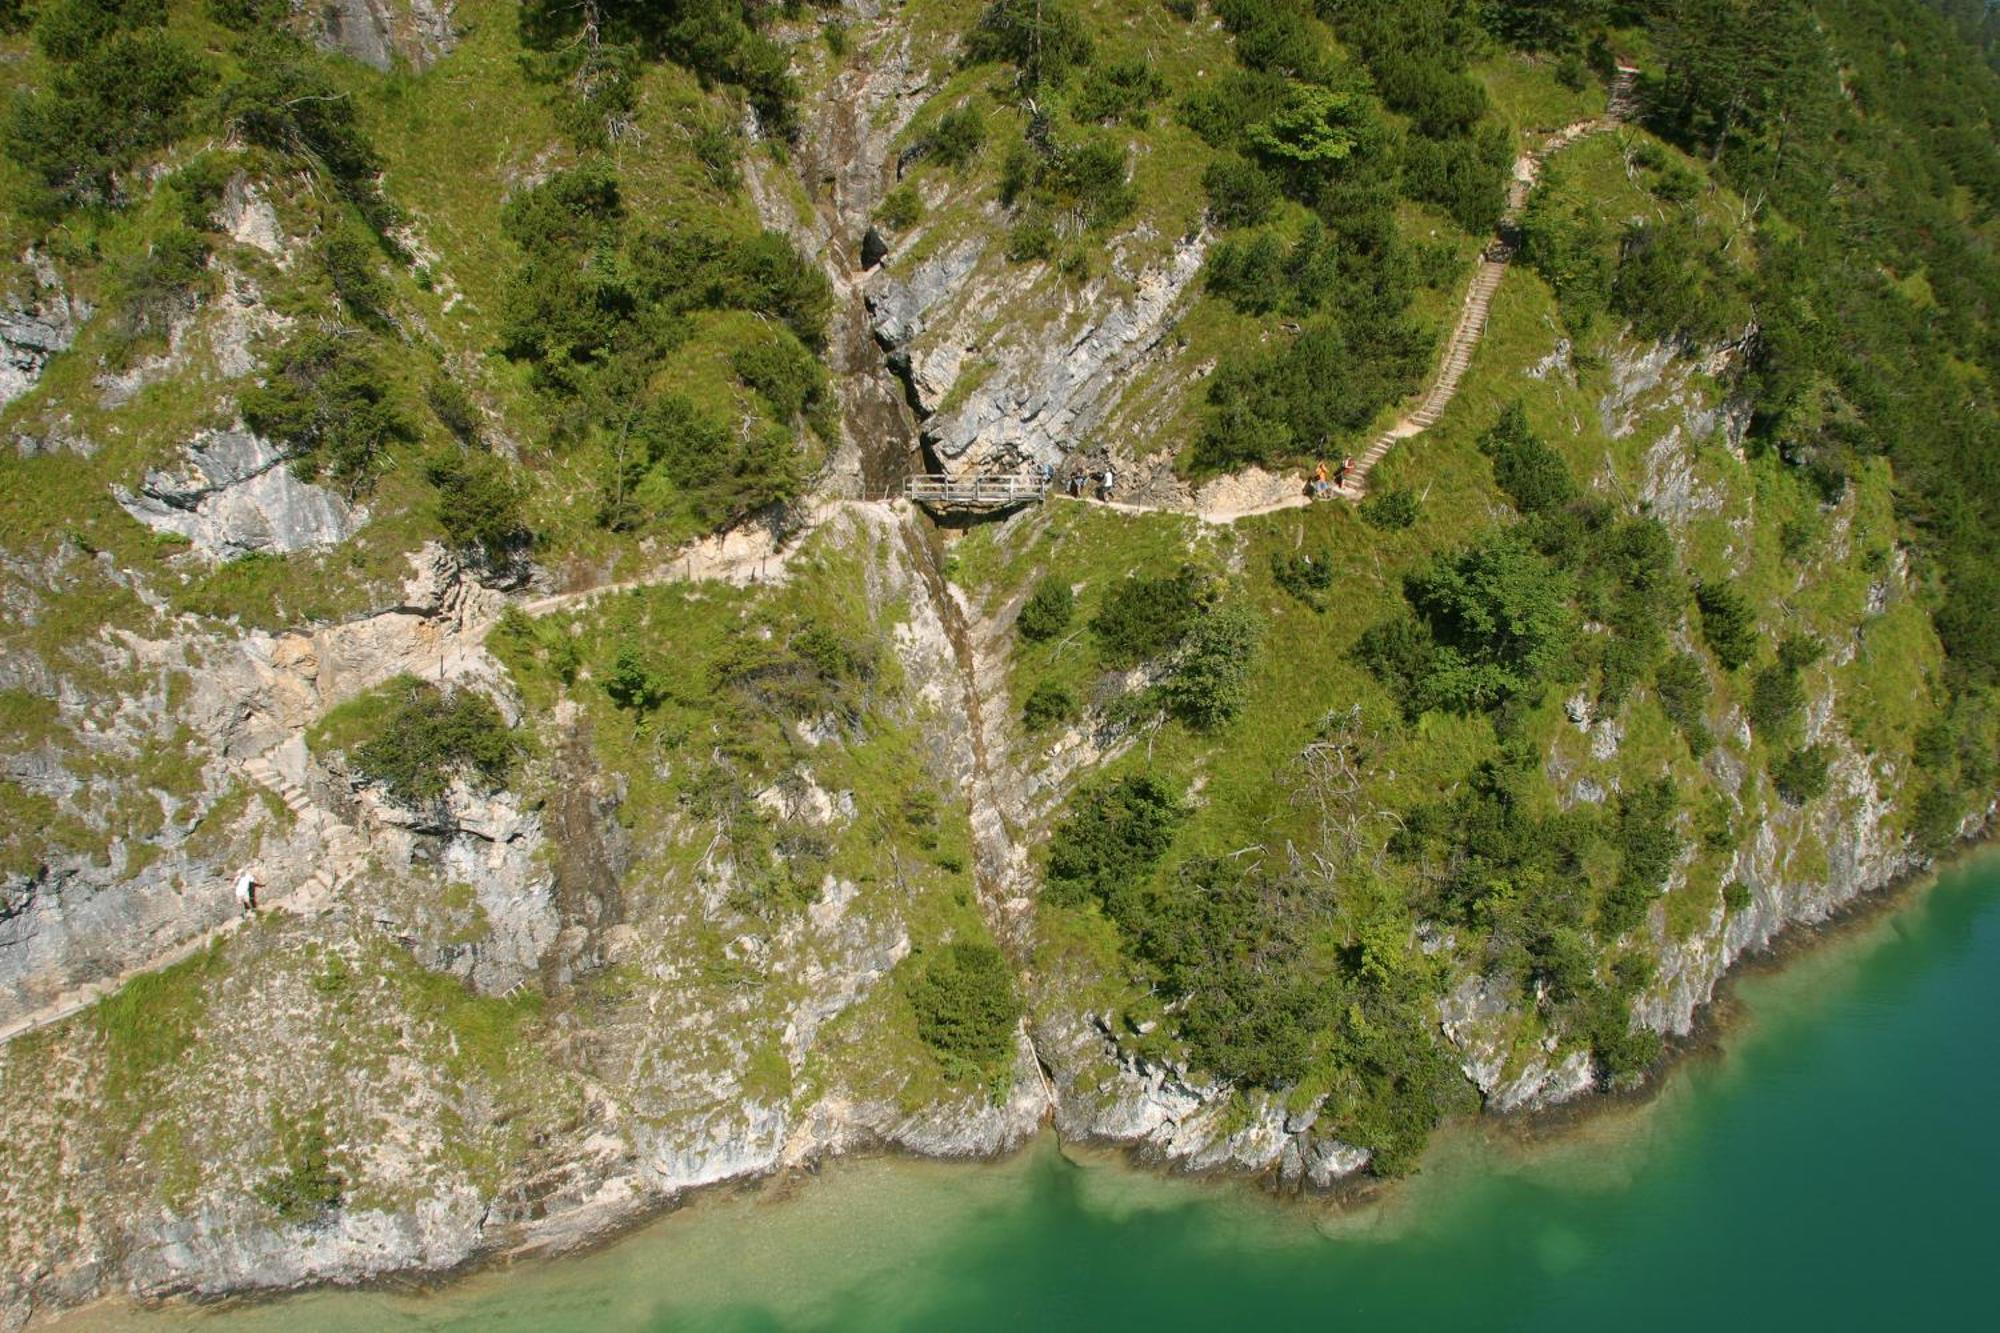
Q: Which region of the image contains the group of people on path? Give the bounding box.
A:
[1312,457,1355,499]
[1054,463,1116,502]
[1038,454,1348,505]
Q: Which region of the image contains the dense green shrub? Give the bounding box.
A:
[1044,775,1184,916]
[1021,681,1079,732]
[426,376,482,445]
[1360,487,1421,530]
[1160,605,1262,730]
[1193,313,1429,471]
[426,452,529,566]
[966,0,1094,90]
[222,36,392,227]
[518,0,799,138]
[6,28,211,214]
[1017,579,1075,642]
[1601,779,1679,935]
[1748,664,1807,737]
[930,103,987,168]
[103,226,210,360]
[1694,580,1759,670]
[877,184,921,230]
[1202,156,1280,228]
[1072,57,1165,125]
[241,332,414,496]
[1911,782,1966,854]
[1090,568,1206,667]
[1654,651,1713,754]
[348,679,521,806]
[1611,214,1751,347]
[1518,170,1615,332]
[318,227,392,329]
[1772,743,1832,804]
[907,940,1022,1076]
[731,330,831,429]
[1272,550,1335,609]
[1479,402,1576,514]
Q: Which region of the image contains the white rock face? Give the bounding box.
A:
[116,429,359,559]
[303,0,457,72]
[1,252,88,410]
[869,233,1209,473]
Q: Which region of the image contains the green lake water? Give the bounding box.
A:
[65,852,2000,1331]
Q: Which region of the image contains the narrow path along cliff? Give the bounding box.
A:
[0,70,1641,1047]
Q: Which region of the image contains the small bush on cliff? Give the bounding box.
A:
[1772,743,1831,805]
[1654,651,1714,754]
[1022,681,1079,732]
[257,1108,343,1225]
[1361,486,1421,530]
[1091,567,1207,667]
[426,451,530,568]
[1044,774,1184,918]
[339,678,522,806]
[241,330,414,497]
[1017,578,1076,642]
[906,940,1022,1080]
[1694,580,1759,670]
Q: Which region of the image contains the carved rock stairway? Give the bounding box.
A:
[0,752,367,1046]
[239,751,372,913]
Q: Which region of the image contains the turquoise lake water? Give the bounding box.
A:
[64,852,2000,1331]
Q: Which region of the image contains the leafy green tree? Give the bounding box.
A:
[1402,534,1579,711]
[1160,605,1262,730]
[1249,83,1378,168]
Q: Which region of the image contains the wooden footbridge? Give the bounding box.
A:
[903,472,1048,511]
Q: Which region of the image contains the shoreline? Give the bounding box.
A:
[43,835,1998,1329]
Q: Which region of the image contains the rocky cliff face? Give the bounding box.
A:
[1,253,86,415]
[117,429,360,559]
[0,12,1983,1329]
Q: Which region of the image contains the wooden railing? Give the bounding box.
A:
[902,473,1047,507]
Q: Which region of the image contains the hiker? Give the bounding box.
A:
[1099,466,1116,502]
[233,868,259,915]
[1337,456,1355,489]
[1038,460,1054,490]
[1067,472,1085,498]
[1312,460,1331,499]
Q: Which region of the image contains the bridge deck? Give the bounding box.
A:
[903,474,1047,509]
